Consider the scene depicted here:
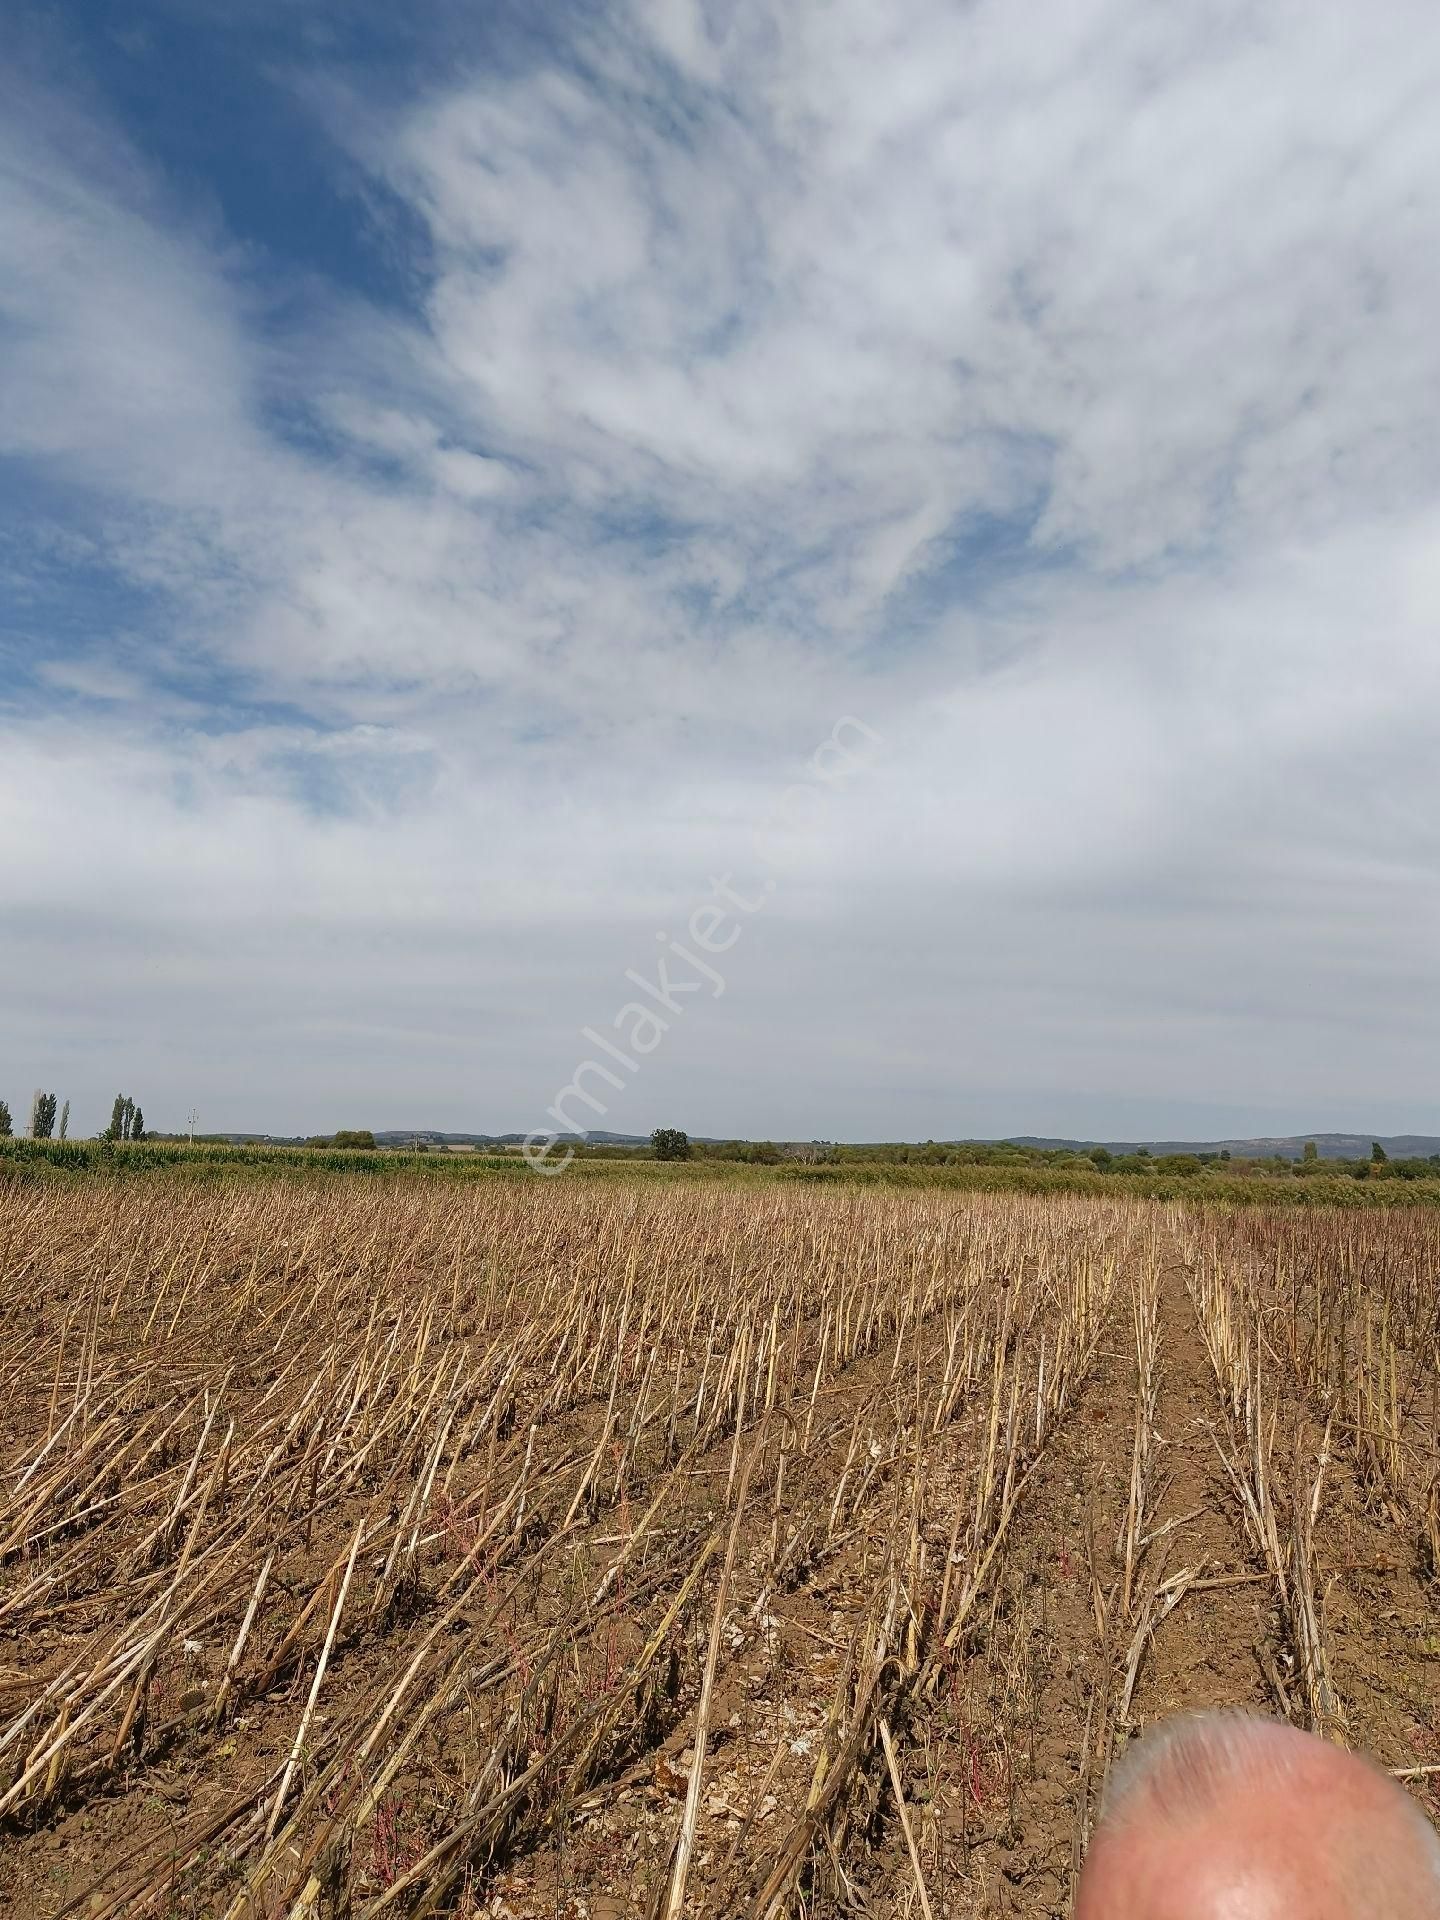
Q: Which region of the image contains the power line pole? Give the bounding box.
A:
[187,1108,199,1145]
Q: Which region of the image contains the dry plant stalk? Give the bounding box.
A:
[0,1174,1190,1920]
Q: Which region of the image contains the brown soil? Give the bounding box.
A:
[1122,1254,1278,1731]
[4,1188,1438,1920]
[837,1239,1440,1920]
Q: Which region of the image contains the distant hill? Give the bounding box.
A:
[185,1130,656,1148]
[1006,1133,1440,1162]
[369,1130,660,1148]
[189,1128,1440,1162]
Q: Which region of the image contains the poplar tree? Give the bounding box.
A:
[103,1093,145,1141]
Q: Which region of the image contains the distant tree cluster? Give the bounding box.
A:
[105,1095,146,1142]
[650,1128,691,1161]
[680,1135,1440,1188]
[698,1139,795,1164]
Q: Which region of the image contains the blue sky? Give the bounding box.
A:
[4,0,1440,1141]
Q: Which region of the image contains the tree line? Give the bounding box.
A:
[0,1092,144,1141]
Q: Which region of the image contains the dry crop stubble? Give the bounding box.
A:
[1,1177,1437,1918]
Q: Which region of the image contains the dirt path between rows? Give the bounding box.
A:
[989,1238,1279,1916]
[839,1251,1138,1919]
[1125,1243,1276,1729]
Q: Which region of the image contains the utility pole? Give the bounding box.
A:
[187,1108,199,1145]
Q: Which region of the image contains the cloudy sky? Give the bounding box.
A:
[3,0,1439,1143]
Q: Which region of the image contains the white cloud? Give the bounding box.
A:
[2,0,1439,1136]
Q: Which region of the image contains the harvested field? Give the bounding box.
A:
[2,1177,1438,1917]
